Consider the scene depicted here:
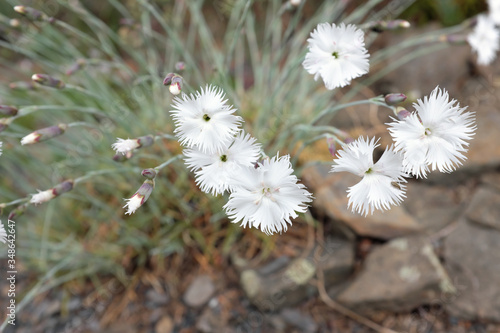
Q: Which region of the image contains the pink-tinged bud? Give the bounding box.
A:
[0,105,18,117]
[141,168,157,179]
[384,93,407,106]
[397,109,411,120]
[175,62,185,71]
[9,81,35,90]
[21,123,67,145]
[164,74,183,95]
[0,118,12,133]
[32,74,65,89]
[14,6,46,21]
[369,20,410,33]
[123,179,155,215]
[344,137,354,144]
[137,135,154,148]
[53,180,74,196]
[8,203,29,220]
[113,153,127,162]
[326,137,336,156]
[163,73,175,86]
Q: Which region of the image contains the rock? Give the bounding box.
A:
[444,219,500,322]
[337,236,455,312]
[403,182,463,233]
[465,186,500,231]
[481,172,500,192]
[280,308,318,333]
[240,237,354,311]
[303,165,422,239]
[146,288,170,306]
[183,275,215,308]
[155,316,174,333]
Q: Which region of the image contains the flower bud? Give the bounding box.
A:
[289,0,301,6]
[163,73,175,86]
[397,108,411,120]
[344,137,354,144]
[137,135,154,148]
[123,179,155,215]
[21,123,68,145]
[53,180,74,196]
[175,62,185,71]
[0,105,18,117]
[0,118,12,133]
[368,20,410,33]
[30,180,73,205]
[384,93,407,106]
[326,136,336,157]
[32,74,65,89]
[14,6,47,21]
[141,168,157,179]
[8,203,29,220]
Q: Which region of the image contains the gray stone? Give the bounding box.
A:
[183,275,215,308]
[280,308,318,333]
[465,186,500,231]
[444,219,500,322]
[403,182,464,233]
[146,288,170,305]
[337,236,455,312]
[240,237,354,311]
[303,165,422,239]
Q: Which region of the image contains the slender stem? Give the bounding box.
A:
[1,197,29,208]
[154,155,183,172]
[154,134,177,141]
[74,167,140,185]
[310,98,390,126]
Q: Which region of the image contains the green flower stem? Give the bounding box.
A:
[310,98,390,126]
[74,167,141,185]
[154,155,183,172]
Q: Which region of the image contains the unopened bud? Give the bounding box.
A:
[8,203,29,220]
[290,0,301,6]
[163,73,175,86]
[9,81,35,90]
[0,118,13,133]
[175,62,185,71]
[14,6,48,22]
[53,180,74,196]
[0,105,18,117]
[21,123,67,145]
[123,179,155,215]
[368,20,410,33]
[32,74,65,89]
[384,93,407,106]
[137,135,154,148]
[326,137,336,157]
[141,168,157,179]
[344,137,354,144]
[397,108,411,120]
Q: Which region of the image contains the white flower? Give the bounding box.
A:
[0,221,7,244]
[331,137,407,216]
[387,87,476,178]
[467,14,500,65]
[303,23,369,89]
[170,85,243,153]
[31,189,55,205]
[488,0,500,25]
[184,131,261,196]
[112,138,140,155]
[123,180,154,215]
[224,155,312,235]
[21,132,40,145]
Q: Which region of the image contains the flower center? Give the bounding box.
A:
[424,128,432,136]
[365,167,373,175]
[203,114,211,122]
[220,154,227,162]
[332,51,339,58]
[254,185,279,205]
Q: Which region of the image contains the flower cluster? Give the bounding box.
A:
[170,85,312,234]
[331,87,475,215]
